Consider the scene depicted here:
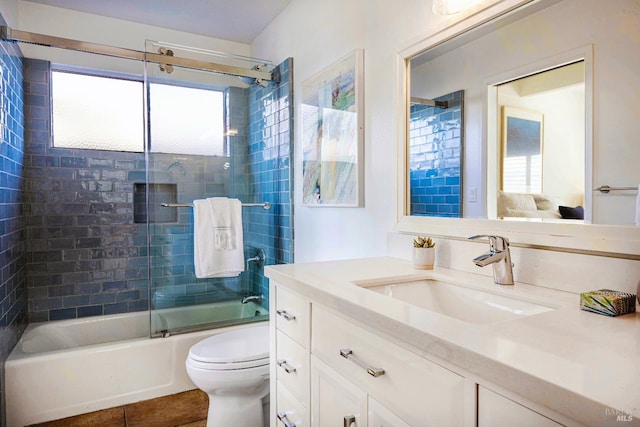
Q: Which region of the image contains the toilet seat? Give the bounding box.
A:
[187,324,269,370]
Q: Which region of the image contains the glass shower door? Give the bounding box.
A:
[143,41,276,336]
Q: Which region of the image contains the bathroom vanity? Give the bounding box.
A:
[267,257,639,427]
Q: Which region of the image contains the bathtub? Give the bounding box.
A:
[6,301,268,427]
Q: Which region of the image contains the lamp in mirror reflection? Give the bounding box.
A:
[432,0,484,15]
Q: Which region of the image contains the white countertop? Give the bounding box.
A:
[266,256,640,427]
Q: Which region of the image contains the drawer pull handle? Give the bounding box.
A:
[276,309,296,321]
[339,348,385,378]
[277,359,297,373]
[344,415,356,427]
[277,412,297,427]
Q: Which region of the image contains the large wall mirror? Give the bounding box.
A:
[398,0,640,255]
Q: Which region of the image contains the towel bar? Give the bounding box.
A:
[161,202,271,210]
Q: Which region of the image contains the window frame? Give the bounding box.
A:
[50,65,228,156]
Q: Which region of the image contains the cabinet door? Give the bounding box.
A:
[276,380,309,427]
[311,356,367,427]
[478,386,563,427]
[275,286,310,348]
[312,304,465,426]
[368,397,411,427]
[276,330,310,405]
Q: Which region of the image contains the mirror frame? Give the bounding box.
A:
[395,0,640,259]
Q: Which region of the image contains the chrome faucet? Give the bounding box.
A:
[468,234,514,285]
[241,294,263,304]
[246,248,265,270]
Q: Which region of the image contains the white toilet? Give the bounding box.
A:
[186,324,270,427]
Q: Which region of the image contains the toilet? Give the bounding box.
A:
[186,324,270,427]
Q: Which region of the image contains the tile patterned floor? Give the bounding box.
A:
[28,390,208,427]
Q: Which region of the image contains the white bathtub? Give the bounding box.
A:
[6,301,268,427]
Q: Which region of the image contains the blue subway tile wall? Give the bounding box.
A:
[0,36,27,427]
[145,152,241,310]
[243,58,294,303]
[409,90,463,217]
[23,57,293,319]
[23,59,151,321]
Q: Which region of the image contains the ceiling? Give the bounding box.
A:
[22,0,292,44]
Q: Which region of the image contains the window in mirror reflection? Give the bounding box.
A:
[409,90,463,217]
[501,106,543,194]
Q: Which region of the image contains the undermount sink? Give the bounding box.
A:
[358,279,556,324]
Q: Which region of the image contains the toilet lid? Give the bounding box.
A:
[189,324,269,364]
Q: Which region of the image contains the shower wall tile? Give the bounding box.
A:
[144,152,243,309]
[22,58,151,322]
[21,58,245,319]
[409,90,463,217]
[17,54,293,327]
[0,34,28,427]
[243,58,294,302]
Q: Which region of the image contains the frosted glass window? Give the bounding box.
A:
[52,71,144,152]
[149,84,225,156]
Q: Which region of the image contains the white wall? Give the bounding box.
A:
[251,0,460,262]
[0,0,18,26]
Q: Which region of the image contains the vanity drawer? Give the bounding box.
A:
[276,330,309,405]
[311,304,465,427]
[276,380,309,427]
[275,286,310,348]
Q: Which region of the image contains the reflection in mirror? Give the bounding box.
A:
[496,61,585,221]
[409,90,463,217]
[407,0,640,226]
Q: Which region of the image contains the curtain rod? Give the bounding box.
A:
[0,26,273,81]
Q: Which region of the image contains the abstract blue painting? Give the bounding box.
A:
[302,49,364,206]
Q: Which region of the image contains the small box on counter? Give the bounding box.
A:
[580,289,636,317]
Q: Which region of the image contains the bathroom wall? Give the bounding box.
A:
[0,21,27,427]
[251,0,460,262]
[252,0,640,262]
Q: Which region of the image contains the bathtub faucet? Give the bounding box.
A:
[241,294,264,304]
[468,234,514,285]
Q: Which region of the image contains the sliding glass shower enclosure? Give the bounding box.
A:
[143,41,294,336]
[7,27,293,334]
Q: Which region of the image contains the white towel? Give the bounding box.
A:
[193,197,244,278]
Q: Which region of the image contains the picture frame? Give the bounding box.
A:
[500,106,544,193]
[301,49,364,207]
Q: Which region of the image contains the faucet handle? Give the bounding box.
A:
[468,234,495,240]
[468,234,510,250]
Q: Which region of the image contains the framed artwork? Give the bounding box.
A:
[301,49,364,207]
[501,106,544,193]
